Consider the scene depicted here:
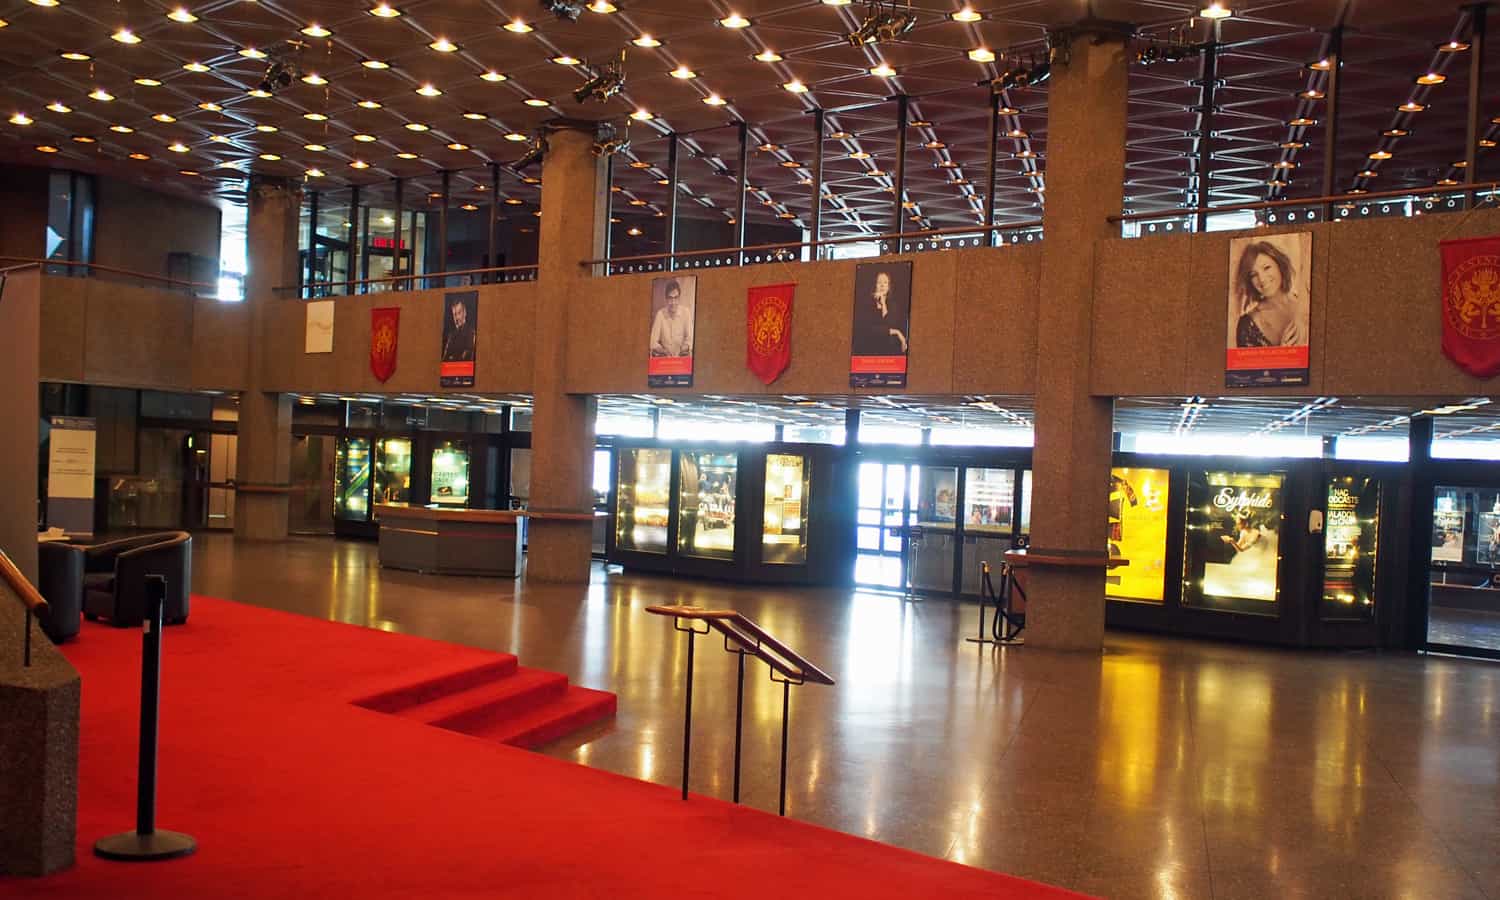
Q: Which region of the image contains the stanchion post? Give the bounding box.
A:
[94,574,196,862]
[778,680,790,817]
[732,652,746,804]
[681,628,695,801]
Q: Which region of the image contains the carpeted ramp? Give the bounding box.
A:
[0,595,1089,899]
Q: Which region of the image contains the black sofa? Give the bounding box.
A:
[81,532,192,627]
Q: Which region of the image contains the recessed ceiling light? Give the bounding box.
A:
[135,77,162,86]
[179,169,199,176]
[361,59,390,69]
[633,34,661,47]
[968,48,995,63]
[71,134,94,143]
[670,65,696,79]
[951,7,982,21]
[1267,178,1287,187]
[480,71,507,82]
[460,203,480,211]
[1437,178,1459,186]
[1289,117,1316,126]
[1016,150,1037,159]
[306,168,325,177]
[504,20,532,33]
[239,47,266,59]
[36,144,59,153]
[350,160,370,169]
[29,0,58,6]
[1200,1,1232,19]
[628,160,650,168]
[522,176,540,184]
[828,130,850,139]
[1454,159,1470,167]
[1483,138,1498,148]
[129,152,149,160]
[1307,58,1331,71]
[1438,40,1469,51]
[358,100,382,109]
[302,23,331,37]
[1007,128,1028,138]
[783,80,807,93]
[183,62,209,72]
[168,141,189,152]
[779,160,801,168]
[153,112,176,122]
[304,143,327,151]
[447,142,469,150]
[60,51,91,61]
[1368,150,1392,160]
[1300,89,1324,99]
[630,109,653,121]
[923,140,945,149]
[199,101,223,111]
[628,198,647,206]
[1416,72,1446,85]
[302,73,327,85]
[504,132,529,142]
[588,0,616,11]
[1280,140,1306,149]
[167,7,197,22]
[111,28,141,44]
[703,94,727,106]
[247,89,272,98]
[430,37,460,52]
[626,226,642,236]
[209,135,230,143]
[1399,101,1427,112]
[865,169,886,177]
[396,152,418,159]
[936,160,959,168]
[1357,169,1378,177]
[553,55,580,65]
[870,63,896,77]
[524,98,549,107]
[303,112,328,121]
[462,111,486,120]
[369,3,401,17]
[89,88,114,101]
[719,13,751,28]
[909,119,931,126]
[47,102,72,113]
[1386,127,1411,136]
[415,84,443,96]
[1273,160,1295,168]
[755,50,782,62]
[9,112,32,125]
[256,124,278,132]
[404,122,429,131]
[259,153,282,161]
[354,133,377,142]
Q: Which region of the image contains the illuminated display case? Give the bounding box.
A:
[677,451,738,561]
[615,448,671,554]
[334,437,372,522]
[1432,488,1465,562]
[429,440,471,507]
[1107,467,1170,604]
[1182,471,1284,616]
[1321,475,1379,621]
[763,453,810,565]
[374,437,413,509]
[957,467,1009,595]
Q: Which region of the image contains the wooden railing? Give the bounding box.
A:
[646,604,834,816]
[273,262,539,297]
[0,257,216,295]
[1,548,49,668]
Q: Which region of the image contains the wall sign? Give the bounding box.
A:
[305,300,334,353]
[47,416,96,537]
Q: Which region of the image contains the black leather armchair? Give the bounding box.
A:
[36,542,85,643]
[82,532,192,627]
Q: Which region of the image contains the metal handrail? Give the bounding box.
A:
[582,220,1045,269]
[273,262,540,297]
[0,257,215,292]
[1108,181,1500,224]
[1,548,49,668]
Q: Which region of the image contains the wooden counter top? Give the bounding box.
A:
[375,504,521,525]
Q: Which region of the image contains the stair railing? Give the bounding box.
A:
[1,549,49,668]
[645,604,834,817]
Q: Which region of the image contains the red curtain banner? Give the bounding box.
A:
[371,307,400,383]
[747,283,795,385]
[1441,235,1500,378]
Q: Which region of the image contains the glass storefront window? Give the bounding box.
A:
[913,466,958,592]
[374,438,412,507]
[677,451,738,560]
[1107,467,1170,604]
[616,448,671,553]
[763,454,810,565]
[429,440,471,506]
[1321,475,1379,621]
[597,412,655,438]
[1428,485,1500,652]
[510,448,532,508]
[858,424,922,445]
[782,424,846,445]
[510,407,533,432]
[1019,469,1033,535]
[959,468,1009,594]
[335,437,372,521]
[1182,471,1284,615]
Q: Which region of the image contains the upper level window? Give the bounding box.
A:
[45,171,95,275]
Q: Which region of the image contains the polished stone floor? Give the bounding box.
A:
[189,534,1499,900]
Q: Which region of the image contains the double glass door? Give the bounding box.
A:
[1426,482,1500,657]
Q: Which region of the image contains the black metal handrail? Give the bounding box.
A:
[1110,181,1500,224]
[0,257,216,296]
[646,604,833,817]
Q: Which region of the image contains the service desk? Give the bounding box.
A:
[375,505,523,577]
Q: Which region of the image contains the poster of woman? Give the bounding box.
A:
[850,261,912,388]
[1226,232,1312,387]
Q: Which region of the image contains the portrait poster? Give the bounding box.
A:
[850,261,912,388]
[1106,467,1169,604]
[648,275,696,387]
[1226,232,1311,387]
[1431,490,1465,563]
[304,300,334,353]
[440,290,478,387]
[1183,471,1284,614]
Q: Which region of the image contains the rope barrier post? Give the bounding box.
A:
[778,679,791,817]
[732,651,746,804]
[95,575,196,862]
[680,622,696,801]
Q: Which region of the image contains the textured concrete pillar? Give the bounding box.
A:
[1026,27,1130,651]
[234,175,301,540]
[527,124,606,582]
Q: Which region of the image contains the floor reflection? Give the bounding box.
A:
[191,534,1500,899]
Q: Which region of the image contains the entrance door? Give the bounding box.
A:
[1426,483,1500,656]
[855,462,961,593]
[855,462,907,588]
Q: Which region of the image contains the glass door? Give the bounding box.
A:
[855,462,908,588]
[958,467,1014,595]
[334,437,373,521]
[1426,484,1500,655]
[910,465,959,592]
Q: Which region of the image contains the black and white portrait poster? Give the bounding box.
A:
[440,290,478,387]
[648,275,696,388]
[850,260,912,388]
[1226,232,1311,387]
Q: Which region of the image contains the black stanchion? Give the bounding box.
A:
[94,574,197,862]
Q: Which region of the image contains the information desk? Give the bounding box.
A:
[375,504,523,577]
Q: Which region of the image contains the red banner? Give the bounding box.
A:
[1441,236,1500,377]
[747,283,795,385]
[370,307,399,383]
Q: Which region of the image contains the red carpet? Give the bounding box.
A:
[1,596,1088,899]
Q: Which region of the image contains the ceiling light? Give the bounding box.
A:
[167,7,197,22]
[633,34,661,47]
[703,94,727,106]
[71,135,94,144]
[46,102,71,113]
[1006,128,1028,138]
[350,160,370,169]
[178,170,199,176]
[89,88,114,101]
[60,51,91,61]
[306,168,325,177]
[1416,72,1446,86]
[29,0,59,6]
[255,124,278,132]
[755,49,782,62]
[462,111,487,121]
[628,160,649,168]
[506,198,524,205]
[524,98,550,106]
[628,198,647,206]
[1273,160,1295,168]
[849,150,870,159]
[36,145,59,153]
[1385,128,1410,136]
[168,142,189,153]
[630,109,653,121]
[396,152,418,159]
[783,80,807,93]
[129,152,149,160]
[1016,150,1037,159]
[247,88,272,98]
[626,226,642,236]
[135,77,162,86]
[1200,1,1232,19]
[369,3,401,17]
[1280,140,1306,149]
[952,7,981,21]
[588,0,617,11]
[302,73,327,85]
[1267,178,1287,187]
[1438,40,1470,52]
[870,63,896,77]
[258,153,282,161]
[1357,169,1377,177]
[910,118,932,127]
[354,133,377,142]
[720,13,751,28]
[111,28,141,44]
[110,124,132,133]
[239,47,266,59]
[1301,89,1324,99]
[404,122,429,131]
[923,140,945,149]
[1482,139,1497,148]
[461,203,480,211]
[358,99,382,109]
[552,55,580,65]
[153,113,176,122]
[1289,117,1316,127]
[302,112,328,122]
[304,143,327,151]
[480,71,508,83]
[415,84,442,96]
[505,132,529,141]
[1369,150,1392,160]
[199,101,224,111]
[1399,101,1427,112]
[504,20,533,33]
[447,142,470,150]
[824,0,851,4]
[969,48,995,63]
[209,135,230,143]
[865,169,886,177]
[779,160,801,168]
[430,38,460,52]
[183,62,209,72]
[361,59,390,69]
[828,130,850,138]
[671,65,696,79]
[1453,159,1469,167]
[9,112,32,125]
[1437,178,1459,186]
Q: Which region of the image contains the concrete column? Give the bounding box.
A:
[527,123,606,582]
[1025,26,1130,651]
[234,175,301,540]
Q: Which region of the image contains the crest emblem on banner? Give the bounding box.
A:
[1441,237,1500,377]
[747,283,795,385]
[371,307,400,383]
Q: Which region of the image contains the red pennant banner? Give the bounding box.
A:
[747,283,795,385]
[370,307,400,383]
[1441,236,1500,378]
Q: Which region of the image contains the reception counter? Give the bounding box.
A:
[375,505,523,577]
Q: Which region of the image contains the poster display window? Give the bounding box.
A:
[429,441,471,507]
[375,438,412,507]
[678,451,738,560]
[1321,476,1380,621]
[616,449,671,554]
[963,468,1014,533]
[1431,488,1465,563]
[763,454,810,565]
[1107,467,1170,604]
[1183,471,1284,616]
[335,437,372,521]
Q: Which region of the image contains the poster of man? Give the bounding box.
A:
[850,261,912,388]
[1226,232,1312,387]
[648,275,696,387]
[440,290,478,387]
